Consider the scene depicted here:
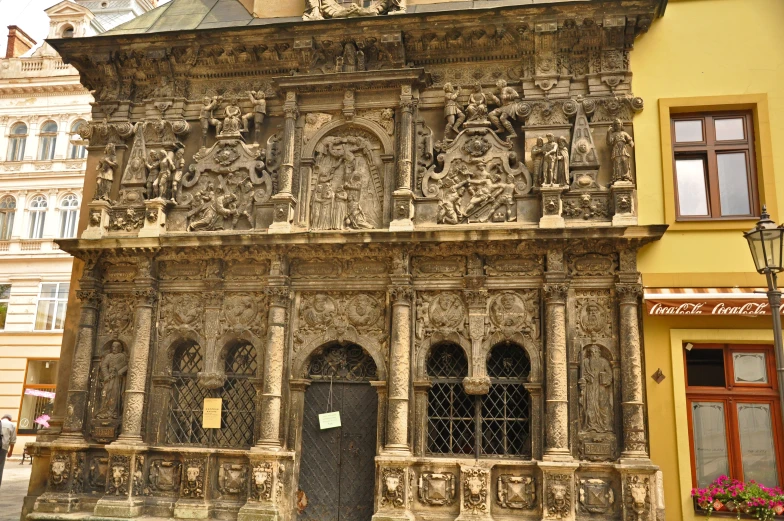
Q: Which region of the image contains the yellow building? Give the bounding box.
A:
[635,0,784,519]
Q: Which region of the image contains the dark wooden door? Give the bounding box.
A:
[298,381,378,521]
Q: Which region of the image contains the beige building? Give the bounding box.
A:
[0,0,152,448]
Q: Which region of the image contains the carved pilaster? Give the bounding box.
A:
[616,283,648,459]
[463,289,490,396]
[543,283,571,460]
[238,452,295,521]
[256,286,291,449]
[60,260,102,444]
[270,91,298,233]
[390,87,416,231]
[386,284,412,452]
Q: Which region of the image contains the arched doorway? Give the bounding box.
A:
[298,342,378,521]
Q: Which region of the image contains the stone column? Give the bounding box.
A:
[59,256,101,443]
[543,282,570,460]
[385,285,412,452]
[269,91,298,233]
[256,286,291,449]
[617,283,648,459]
[115,257,157,445]
[390,86,415,231]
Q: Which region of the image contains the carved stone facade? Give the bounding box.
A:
[29,2,667,521]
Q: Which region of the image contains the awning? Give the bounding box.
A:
[644,288,777,316]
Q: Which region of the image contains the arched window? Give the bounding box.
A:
[38,121,58,160]
[28,195,47,239]
[0,196,16,240]
[427,343,474,455]
[482,343,531,456]
[166,340,258,448]
[166,341,209,445]
[7,123,27,161]
[59,194,79,238]
[68,121,86,159]
[61,25,74,38]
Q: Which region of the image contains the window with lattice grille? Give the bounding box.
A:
[426,342,531,457]
[166,341,257,448]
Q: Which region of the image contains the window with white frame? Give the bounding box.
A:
[68,121,86,159]
[0,195,15,240]
[7,123,27,161]
[38,121,58,161]
[0,284,10,330]
[59,194,79,238]
[34,282,69,331]
[28,195,48,239]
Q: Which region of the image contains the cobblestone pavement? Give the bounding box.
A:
[0,456,32,521]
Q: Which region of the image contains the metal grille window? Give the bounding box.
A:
[426,342,531,457]
[166,341,258,448]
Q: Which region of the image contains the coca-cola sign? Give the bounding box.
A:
[646,298,780,316]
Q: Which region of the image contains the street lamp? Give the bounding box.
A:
[744,205,784,418]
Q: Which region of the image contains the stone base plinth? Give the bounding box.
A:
[237,503,282,521]
[139,198,173,237]
[174,499,212,519]
[268,194,296,233]
[611,181,637,226]
[82,200,110,239]
[93,497,145,518]
[539,460,580,521]
[539,185,567,228]
[389,189,414,231]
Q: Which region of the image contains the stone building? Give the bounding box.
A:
[24,1,668,520]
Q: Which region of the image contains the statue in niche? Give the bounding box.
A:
[95,340,128,420]
[243,91,267,145]
[200,96,222,147]
[172,147,185,203]
[555,136,570,186]
[487,79,521,139]
[309,134,381,230]
[153,150,175,200]
[531,137,544,187]
[443,83,465,137]
[466,83,489,123]
[94,144,118,202]
[606,118,635,183]
[579,346,613,433]
[145,150,161,199]
[541,134,559,186]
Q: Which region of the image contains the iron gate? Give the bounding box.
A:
[298,343,378,521]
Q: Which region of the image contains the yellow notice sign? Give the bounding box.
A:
[203,398,222,429]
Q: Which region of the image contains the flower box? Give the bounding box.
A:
[692,476,784,521]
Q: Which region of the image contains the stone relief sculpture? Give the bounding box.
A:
[546,475,571,519]
[94,144,118,201]
[418,472,455,506]
[487,79,522,140]
[579,345,613,433]
[443,83,465,138]
[95,340,128,420]
[578,478,615,515]
[379,467,405,508]
[309,132,383,231]
[303,0,405,20]
[200,96,222,147]
[466,83,489,123]
[251,463,273,501]
[462,467,488,514]
[607,118,635,183]
[497,475,536,510]
[244,91,267,145]
[181,460,205,499]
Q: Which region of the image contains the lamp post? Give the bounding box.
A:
[744,205,784,418]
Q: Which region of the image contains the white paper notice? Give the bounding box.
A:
[319,411,341,430]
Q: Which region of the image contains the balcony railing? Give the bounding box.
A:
[0,239,64,254]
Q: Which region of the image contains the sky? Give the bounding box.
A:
[0,0,59,57]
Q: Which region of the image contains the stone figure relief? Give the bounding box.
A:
[159,293,204,335]
[200,96,222,147]
[303,0,405,20]
[88,456,109,492]
[443,83,466,138]
[218,464,248,499]
[379,467,405,508]
[418,472,455,506]
[462,467,488,514]
[251,462,273,501]
[607,118,635,183]
[309,132,383,231]
[579,346,614,433]
[546,474,571,519]
[181,459,205,499]
[49,453,71,490]
[245,91,267,145]
[577,297,611,340]
[466,83,489,123]
[487,290,538,339]
[95,340,128,420]
[497,475,536,510]
[133,455,145,496]
[487,79,522,139]
[625,475,650,521]
[294,292,386,353]
[107,455,129,496]
[94,144,118,202]
[415,291,467,341]
[101,295,135,337]
[578,478,615,515]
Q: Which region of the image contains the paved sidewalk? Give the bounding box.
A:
[0,457,32,521]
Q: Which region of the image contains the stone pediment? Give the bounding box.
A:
[45,0,93,18]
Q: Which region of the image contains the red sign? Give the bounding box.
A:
[645,297,779,316]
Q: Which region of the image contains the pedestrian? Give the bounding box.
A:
[0,414,17,488]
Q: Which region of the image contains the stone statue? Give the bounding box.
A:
[145,150,161,199]
[243,91,267,144]
[219,99,248,137]
[200,96,222,147]
[94,144,118,202]
[541,134,558,186]
[311,179,335,230]
[303,0,403,20]
[531,137,544,187]
[172,147,185,203]
[487,79,521,139]
[579,346,613,433]
[606,118,634,183]
[465,83,488,122]
[95,340,128,420]
[154,151,175,200]
[556,136,570,186]
[443,82,465,137]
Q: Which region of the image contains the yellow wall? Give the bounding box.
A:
[634,0,784,285]
[634,1,784,518]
